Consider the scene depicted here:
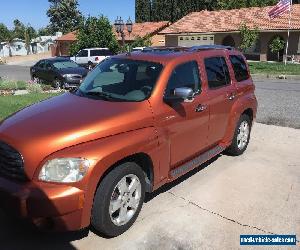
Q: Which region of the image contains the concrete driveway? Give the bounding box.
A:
[0,123,299,250]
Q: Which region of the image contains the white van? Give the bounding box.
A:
[70,48,113,69]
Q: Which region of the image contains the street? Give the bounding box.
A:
[0,123,299,249]
[1,64,300,129]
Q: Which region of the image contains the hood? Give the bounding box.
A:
[58,67,88,76]
[0,93,154,177]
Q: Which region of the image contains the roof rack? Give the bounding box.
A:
[142,46,188,53]
[189,45,234,51]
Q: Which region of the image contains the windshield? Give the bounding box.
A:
[78,58,163,102]
[53,61,79,69]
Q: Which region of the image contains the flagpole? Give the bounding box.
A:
[284,0,292,66]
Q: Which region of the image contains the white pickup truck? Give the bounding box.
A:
[70,48,113,69]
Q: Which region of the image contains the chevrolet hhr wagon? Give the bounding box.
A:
[0,46,257,237]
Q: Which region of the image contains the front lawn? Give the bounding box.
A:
[0,93,59,121]
[248,61,300,75]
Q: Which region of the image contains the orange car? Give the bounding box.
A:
[0,46,257,237]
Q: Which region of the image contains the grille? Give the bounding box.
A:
[0,141,27,181]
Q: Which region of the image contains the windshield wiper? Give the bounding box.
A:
[85,91,119,101]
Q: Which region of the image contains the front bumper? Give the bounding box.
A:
[0,176,85,231]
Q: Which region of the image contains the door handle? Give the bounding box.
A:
[195,104,207,113]
[227,93,236,101]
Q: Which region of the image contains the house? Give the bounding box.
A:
[0,33,62,57]
[160,5,300,61]
[0,39,27,57]
[54,21,170,56]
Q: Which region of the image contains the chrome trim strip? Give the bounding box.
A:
[170,145,225,178]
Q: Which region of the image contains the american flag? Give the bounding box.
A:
[268,0,291,19]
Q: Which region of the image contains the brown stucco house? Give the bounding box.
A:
[160,5,300,61]
[53,21,169,56]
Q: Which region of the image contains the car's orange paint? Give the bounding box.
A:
[0,48,257,231]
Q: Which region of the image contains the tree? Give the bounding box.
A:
[0,23,11,42]
[38,27,52,36]
[269,36,285,61]
[13,19,25,39]
[47,0,82,34]
[239,23,259,52]
[135,0,151,22]
[70,16,120,55]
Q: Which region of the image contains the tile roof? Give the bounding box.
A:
[114,21,169,41]
[56,22,169,42]
[56,31,77,41]
[161,4,300,34]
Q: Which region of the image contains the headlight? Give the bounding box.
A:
[39,158,90,183]
[63,74,73,78]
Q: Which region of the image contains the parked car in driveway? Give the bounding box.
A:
[0,46,257,237]
[70,48,114,69]
[30,58,89,89]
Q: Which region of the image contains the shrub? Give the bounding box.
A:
[26,83,43,93]
[41,84,53,91]
[0,80,18,91]
[16,81,27,90]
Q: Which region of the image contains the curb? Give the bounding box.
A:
[252,74,300,81]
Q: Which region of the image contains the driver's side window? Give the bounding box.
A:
[165,61,201,96]
[77,50,88,57]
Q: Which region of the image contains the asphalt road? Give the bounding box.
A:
[0,123,299,249]
[1,65,300,128]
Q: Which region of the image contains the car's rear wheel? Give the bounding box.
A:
[226,114,252,156]
[91,162,145,237]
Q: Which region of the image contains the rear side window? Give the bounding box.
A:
[37,60,45,68]
[229,55,250,82]
[91,50,113,56]
[166,61,201,96]
[204,57,231,89]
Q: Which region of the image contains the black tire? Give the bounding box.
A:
[91,162,146,237]
[32,75,40,84]
[88,62,93,71]
[225,114,252,156]
[53,78,62,89]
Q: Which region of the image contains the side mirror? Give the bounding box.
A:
[164,87,194,102]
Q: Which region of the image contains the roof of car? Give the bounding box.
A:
[113,46,239,64]
[42,57,73,63]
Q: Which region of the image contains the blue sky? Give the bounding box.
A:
[0,0,135,29]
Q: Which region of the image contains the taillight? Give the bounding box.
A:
[95,57,99,61]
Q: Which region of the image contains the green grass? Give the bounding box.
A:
[0,93,59,121]
[248,61,300,75]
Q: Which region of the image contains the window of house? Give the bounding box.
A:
[210,37,214,41]
[204,57,231,89]
[203,37,207,40]
[197,37,201,40]
[180,37,183,40]
[229,55,249,82]
[191,37,195,40]
[165,61,201,96]
[185,37,189,40]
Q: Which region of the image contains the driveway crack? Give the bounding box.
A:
[168,191,300,243]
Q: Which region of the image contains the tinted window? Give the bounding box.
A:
[166,61,201,96]
[53,61,79,69]
[77,50,88,57]
[229,55,249,82]
[205,57,231,89]
[45,61,52,70]
[37,60,45,68]
[79,59,163,102]
[90,50,112,56]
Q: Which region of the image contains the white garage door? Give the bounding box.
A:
[178,35,215,47]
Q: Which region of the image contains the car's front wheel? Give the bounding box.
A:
[91,162,145,237]
[226,114,252,156]
[53,78,63,89]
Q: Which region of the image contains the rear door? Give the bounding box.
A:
[203,55,237,146]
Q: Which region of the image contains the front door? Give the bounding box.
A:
[203,56,237,145]
[156,60,210,168]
